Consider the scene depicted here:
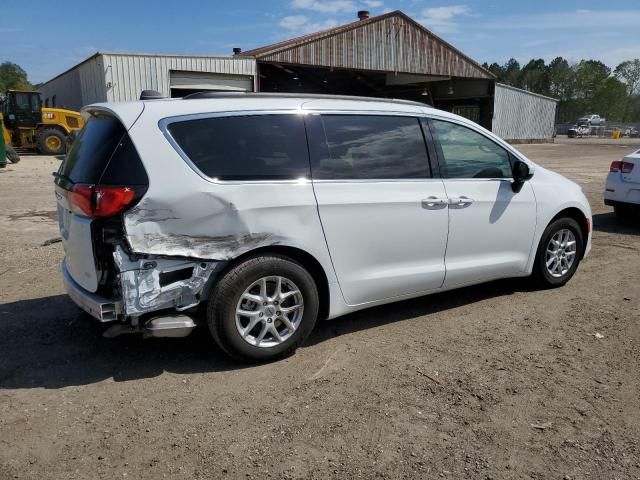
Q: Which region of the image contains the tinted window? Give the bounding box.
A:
[99,134,149,186]
[14,93,31,111]
[315,115,431,180]
[167,115,309,181]
[430,120,512,179]
[57,113,147,186]
[31,94,41,112]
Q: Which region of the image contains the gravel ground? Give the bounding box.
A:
[1,138,639,480]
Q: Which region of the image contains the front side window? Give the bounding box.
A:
[430,119,512,179]
[315,115,431,180]
[167,114,309,181]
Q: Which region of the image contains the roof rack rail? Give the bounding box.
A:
[181,91,427,107]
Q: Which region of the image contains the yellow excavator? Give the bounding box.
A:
[1,89,84,157]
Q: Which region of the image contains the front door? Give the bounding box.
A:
[308,113,450,306]
[428,118,537,288]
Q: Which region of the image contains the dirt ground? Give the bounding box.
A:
[1,138,639,480]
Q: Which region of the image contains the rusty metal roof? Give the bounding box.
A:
[240,10,494,80]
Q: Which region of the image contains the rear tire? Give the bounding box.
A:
[6,145,20,163]
[37,128,66,155]
[207,255,319,362]
[532,217,584,288]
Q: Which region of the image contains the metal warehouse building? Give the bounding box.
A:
[40,10,556,142]
[39,53,256,111]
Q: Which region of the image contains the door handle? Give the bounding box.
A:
[421,196,449,210]
[449,196,474,208]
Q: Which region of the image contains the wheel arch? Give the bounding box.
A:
[548,207,590,259]
[211,245,331,321]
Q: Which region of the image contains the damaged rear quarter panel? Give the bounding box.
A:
[124,186,323,261]
[121,106,338,287]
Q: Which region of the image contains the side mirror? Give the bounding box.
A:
[512,160,532,192]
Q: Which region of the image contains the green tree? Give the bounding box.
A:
[0,62,32,91]
[627,95,640,122]
[547,57,574,99]
[573,60,610,102]
[502,58,521,87]
[614,59,640,121]
[520,58,550,95]
[547,57,577,122]
[482,62,505,80]
[485,56,640,122]
[592,77,627,121]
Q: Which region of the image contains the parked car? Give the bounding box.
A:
[55,93,593,361]
[624,126,639,138]
[567,124,591,138]
[578,114,604,126]
[605,149,640,219]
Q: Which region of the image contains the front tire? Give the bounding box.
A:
[207,255,319,362]
[532,217,584,287]
[37,128,66,155]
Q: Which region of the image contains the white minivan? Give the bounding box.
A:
[55,93,592,361]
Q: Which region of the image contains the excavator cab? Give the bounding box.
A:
[1,90,42,130]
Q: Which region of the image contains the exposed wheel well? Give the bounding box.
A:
[216,246,331,321]
[550,207,589,258]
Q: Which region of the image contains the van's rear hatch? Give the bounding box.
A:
[54,109,148,293]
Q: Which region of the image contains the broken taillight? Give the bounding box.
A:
[68,184,137,218]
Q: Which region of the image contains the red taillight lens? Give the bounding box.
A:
[610,160,635,173]
[68,185,94,216]
[68,184,137,218]
[94,186,136,217]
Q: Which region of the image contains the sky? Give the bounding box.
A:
[2,0,639,84]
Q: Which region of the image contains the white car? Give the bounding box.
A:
[605,149,640,218]
[578,114,604,126]
[55,93,592,361]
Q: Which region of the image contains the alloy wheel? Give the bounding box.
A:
[545,228,577,278]
[235,276,304,348]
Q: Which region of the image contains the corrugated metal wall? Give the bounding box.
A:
[39,55,107,111]
[40,53,257,110]
[492,83,558,140]
[258,15,492,79]
[102,54,256,102]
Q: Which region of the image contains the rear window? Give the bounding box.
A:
[166,114,310,181]
[57,113,148,186]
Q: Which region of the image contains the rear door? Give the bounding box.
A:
[308,113,449,306]
[427,118,537,287]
